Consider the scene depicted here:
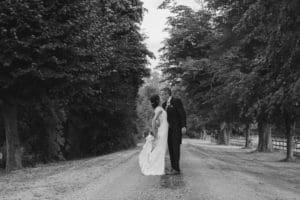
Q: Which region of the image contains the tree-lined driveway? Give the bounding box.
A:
[1,139,299,200]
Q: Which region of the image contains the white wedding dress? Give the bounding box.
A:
[139,106,169,175]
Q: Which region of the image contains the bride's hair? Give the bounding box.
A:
[149,94,160,109]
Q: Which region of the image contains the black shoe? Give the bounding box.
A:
[167,169,180,175]
[165,168,173,175]
[165,168,172,174]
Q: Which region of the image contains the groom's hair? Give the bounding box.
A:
[161,87,172,96]
[149,94,160,109]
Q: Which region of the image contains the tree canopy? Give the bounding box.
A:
[0,0,152,171]
[159,0,300,160]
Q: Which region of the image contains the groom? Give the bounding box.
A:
[161,87,186,175]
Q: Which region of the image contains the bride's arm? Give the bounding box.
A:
[151,109,162,138]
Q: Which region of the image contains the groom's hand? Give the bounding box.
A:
[181,127,187,135]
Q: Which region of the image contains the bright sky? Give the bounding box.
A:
[140,0,203,70]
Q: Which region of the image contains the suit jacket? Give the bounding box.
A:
[162,97,186,132]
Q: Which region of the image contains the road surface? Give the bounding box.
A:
[0,139,299,200]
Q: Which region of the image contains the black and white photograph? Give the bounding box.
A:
[0,0,299,199]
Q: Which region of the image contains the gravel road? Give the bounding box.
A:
[0,139,299,200]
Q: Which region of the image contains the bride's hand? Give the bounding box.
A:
[155,120,160,128]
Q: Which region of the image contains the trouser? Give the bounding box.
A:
[168,128,181,171]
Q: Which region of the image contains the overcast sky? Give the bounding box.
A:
[140,0,202,70]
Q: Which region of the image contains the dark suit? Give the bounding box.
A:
[162,97,186,172]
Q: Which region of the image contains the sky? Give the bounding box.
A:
[140,0,203,70]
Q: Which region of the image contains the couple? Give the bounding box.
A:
[139,87,186,176]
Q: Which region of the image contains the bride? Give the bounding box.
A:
[139,94,169,175]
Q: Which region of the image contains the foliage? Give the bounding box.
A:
[0,0,152,169]
[159,0,300,156]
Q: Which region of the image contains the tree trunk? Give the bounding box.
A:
[202,128,207,140]
[66,115,82,159]
[44,100,65,161]
[1,100,23,171]
[218,122,231,145]
[285,119,295,162]
[244,124,251,149]
[257,122,273,152]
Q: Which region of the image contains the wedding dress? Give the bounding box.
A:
[139,106,169,175]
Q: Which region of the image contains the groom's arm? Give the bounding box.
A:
[176,98,186,128]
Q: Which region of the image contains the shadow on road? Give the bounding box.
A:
[159,174,185,189]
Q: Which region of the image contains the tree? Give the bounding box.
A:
[0,0,94,170]
[62,0,152,157]
[158,2,247,144]
[232,0,300,158]
[160,0,300,159]
[0,0,152,170]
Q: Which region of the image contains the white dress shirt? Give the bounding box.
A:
[166,96,172,109]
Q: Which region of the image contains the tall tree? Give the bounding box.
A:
[160,0,300,158]
[0,0,94,170]
[0,0,152,170]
